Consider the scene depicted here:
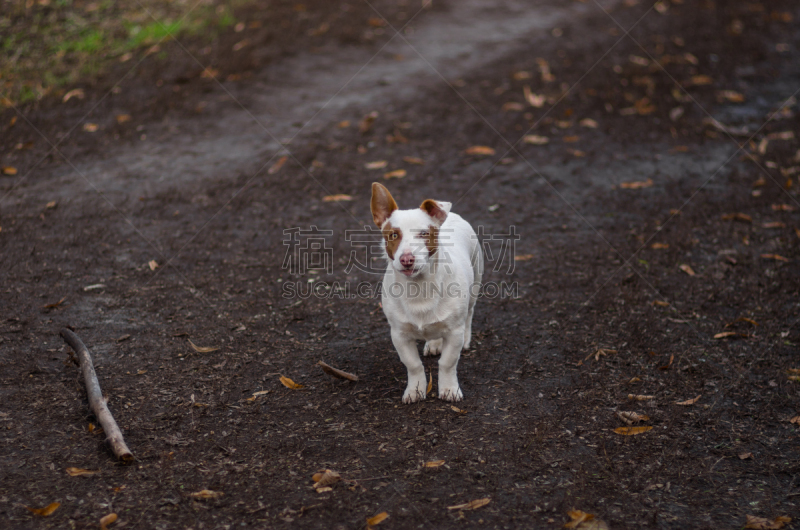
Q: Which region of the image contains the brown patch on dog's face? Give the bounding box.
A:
[425,225,438,256]
[383,222,402,259]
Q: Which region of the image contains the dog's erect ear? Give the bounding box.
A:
[371,182,398,227]
[420,199,450,225]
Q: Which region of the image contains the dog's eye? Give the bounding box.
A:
[389,232,398,240]
[418,231,429,238]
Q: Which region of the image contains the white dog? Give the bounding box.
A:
[370,182,483,403]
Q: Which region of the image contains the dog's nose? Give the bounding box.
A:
[400,253,415,268]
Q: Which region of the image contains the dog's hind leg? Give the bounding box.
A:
[423,339,443,356]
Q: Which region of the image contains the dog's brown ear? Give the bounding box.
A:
[420,199,448,225]
[371,182,398,227]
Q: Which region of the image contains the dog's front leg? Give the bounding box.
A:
[438,329,465,402]
[391,330,427,403]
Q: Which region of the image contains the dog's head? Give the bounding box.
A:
[370,182,450,278]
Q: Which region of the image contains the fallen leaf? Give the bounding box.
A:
[247,390,270,401]
[115,114,131,124]
[190,490,223,499]
[365,160,388,170]
[580,118,598,128]
[628,394,654,401]
[619,178,654,189]
[536,58,555,82]
[46,200,57,209]
[771,203,795,212]
[513,70,532,80]
[43,297,66,309]
[730,317,759,327]
[628,377,641,383]
[502,102,525,112]
[744,515,791,530]
[465,146,496,156]
[653,300,669,307]
[318,360,359,381]
[659,354,674,371]
[367,512,389,526]
[403,156,425,165]
[618,411,649,424]
[768,131,794,141]
[762,222,786,228]
[66,467,99,477]
[739,452,753,460]
[514,254,534,261]
[717,90,745,103]
[279,375,304,389]
[1,166,17,175]
[523,135,549,145]
[714,331,741,339]
[383,169,406,179]
[651,242,669,249]
[360,111,379,134]
[312,469,341,488]
[322,194,353,202]
[761,254,789,262]
[426,370,433,396]
[26,502,60,516]
[690,74,713,86]
[148,260,158,271]
[523,85,546,107]
[268,156,288,175]
[584,348,617,362]
[62,88,85,102]
[721,212,752,222]
[424,460,445,468]
[100,513,118,530]
[188,340,219,353]
[790,416,800,424]
[316,486,332,493]
[679,264,696,276]
[451,405,466,414]
[563,135,580,143]
[200,67,219,79]
[564,509,609,529]
[83,123,98,132]
[614,426,653,435]
[789,376,800,382]
[337,120,350,128]
[676,395,701,405]
[448,498,491,511]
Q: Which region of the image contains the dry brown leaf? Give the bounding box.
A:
[628,394,654,401]
[715,331,741,339]
[651,242,669,249]
[658,354,674,371]
[564,509,609,529]
[360,111,379,134]
[366,512,389,527]
[744,515,791,530]
[787,368,800,374]
[424,460,445,468]
[619,178,654,189]
[679,264,696,276]
[100,513,118,530]
[66,467,99,477]
[690,75,713,86]
[318,360,359,381]
[563,135,580,143]
[761,254,789,262]
[790,416,800,424]
[148,260,158,271]
[772,203,796,211]
[768,131,794,141]
[580,118,598,128]
[365,160,388,170]
[739,452,753,460]
[451,405,466,414]
[676,395,701,405]
[523,135,549,145]
[762,222,786,228]
[190,490,223,499]
[312,469,341,488]
[721,212,752,222]
[618,411,650,424]
[337,120,350,128]
[628,377,641,384]
[717,90,745,103]
[536,58,555,82]
[268,156,288,175]
[383,169,407,179]
[83,123,98,132]
[448,498,491,511]
[514,254,534,261]
[62,88,85,102]
[652,300,669,307]
[2,166,17,175]
[426,370,433,396]
[116,114,131,124]
[279,375,304,390]
[523,85,546,108]
[188,340,219,353]
[26,502,60,516]
[502,102,525,112]
[789,376,800,382]
[43,297,66,309]
[614,425,653,435]
[584,348,617,362]
[465,146,496,156]
[322,194,353,202]
[403,156,425,165]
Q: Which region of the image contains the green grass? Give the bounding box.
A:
[0,1,248,107]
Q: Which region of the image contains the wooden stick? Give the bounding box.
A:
[60,328,134,462]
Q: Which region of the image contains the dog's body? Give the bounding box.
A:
[370,183,483,403]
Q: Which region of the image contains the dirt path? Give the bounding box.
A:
[1,1,799,529]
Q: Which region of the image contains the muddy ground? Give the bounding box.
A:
[1,1,799,529]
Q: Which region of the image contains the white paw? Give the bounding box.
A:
[462,339,471,351]
[402,386,427,404]
[438,386,463,402]
[423,339,443,356]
